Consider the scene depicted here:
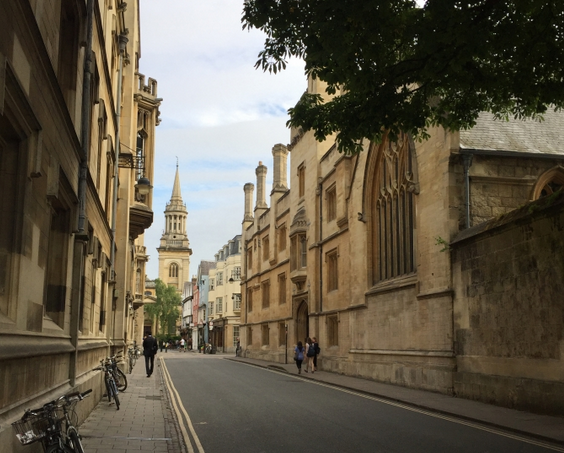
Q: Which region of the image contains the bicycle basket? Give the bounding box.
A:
[12,414,50,445]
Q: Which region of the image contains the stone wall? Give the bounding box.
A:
[469,155,560,226]
[451,190,564,414]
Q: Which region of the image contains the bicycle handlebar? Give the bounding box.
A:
[23,389,92,419]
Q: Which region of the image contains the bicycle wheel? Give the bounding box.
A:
[110,379,120,410]
[104,376,112,403]
[114,367,127,392]
[45,443,75,453]
[66,427,85,453]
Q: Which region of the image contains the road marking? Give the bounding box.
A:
[160,357,206,453]
[81,435,170,441]
[252,364,564,452]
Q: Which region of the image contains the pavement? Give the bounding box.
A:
[78,351,564,452]
[80,354,185,453]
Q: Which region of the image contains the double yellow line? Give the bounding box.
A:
[159,356,206,453]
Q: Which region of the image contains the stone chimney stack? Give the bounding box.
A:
[255,161,268,209]
[243,183,254,222]
[271,144,288,193]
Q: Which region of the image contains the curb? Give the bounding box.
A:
[157,360,188,453]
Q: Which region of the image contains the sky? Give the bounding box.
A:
[138,1,306,279]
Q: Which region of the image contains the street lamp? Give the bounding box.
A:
[135,176,152,196]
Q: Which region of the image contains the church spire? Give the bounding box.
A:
[160,162,189,242]
[157,161,192,291]
[171,159,182,203]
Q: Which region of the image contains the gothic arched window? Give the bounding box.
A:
[531,166,564,200]
[369,133,418,284]
[169,263,179,278]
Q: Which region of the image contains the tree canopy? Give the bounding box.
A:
[242,0,564,154]
[144,279,181,336]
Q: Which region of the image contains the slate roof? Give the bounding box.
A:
[198,260,216,276]
[459,109,564,156]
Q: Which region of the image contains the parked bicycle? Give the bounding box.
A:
[93,358,120,410]
[12,388,92,453]
[127,343,141,374]
[107,354,127,392]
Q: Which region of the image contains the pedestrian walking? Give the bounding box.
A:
[294,341,305,374]
[305,337,315,373]
[180,338,186,352]
[142,332,158,377]
[312,336,320,371]
[235,337,240,357]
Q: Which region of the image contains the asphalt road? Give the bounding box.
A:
[162,355,556,453]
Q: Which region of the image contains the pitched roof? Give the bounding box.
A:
[459,109,564,156]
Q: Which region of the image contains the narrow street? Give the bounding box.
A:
[160,354,562,453]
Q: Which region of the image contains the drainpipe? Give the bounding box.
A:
[318,179,323,314]
[462,154,473,229]
[77,0,94,235]
[110,34,129,281]
[109,34,128,350]
[69,0,94,388]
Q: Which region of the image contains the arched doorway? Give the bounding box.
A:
[296,300,309,344]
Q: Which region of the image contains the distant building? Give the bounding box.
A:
[158,164,192,291]
[207,236,242,353]
[153,164,192,337]
[195,261,216,348]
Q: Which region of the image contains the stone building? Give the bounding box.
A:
[158,164,192,291]
[0,1,159,449]
[207,236,242,353]
[195,260,216,349]
[153,164,192,337]
[240,77,564,414]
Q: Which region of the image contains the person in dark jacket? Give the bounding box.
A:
[294,341,305,374]
[312,336,320,371]
[143,332,158,377]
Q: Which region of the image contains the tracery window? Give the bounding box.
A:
[371,133,418,284]
[278,224,287,251]
[532,167,564,200]
[262,280,270,309]
[169,263,178,278]
[278,273,286,305]
[247,288,253,312]
[326,185,337,221]
[326,249,339,291]
[261,323,270,346]
[290,234,307,271]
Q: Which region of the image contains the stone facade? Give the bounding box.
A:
[240,76,564,414]
[207,236,242,353]
[156,165,192,336]
[451,191,564,415]
[0,1,159,450]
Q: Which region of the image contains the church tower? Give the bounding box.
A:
[157,164,192,291]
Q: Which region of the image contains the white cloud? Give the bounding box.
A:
[139,1,305,278]
[140,0,307,278]
[144,117,290,278]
